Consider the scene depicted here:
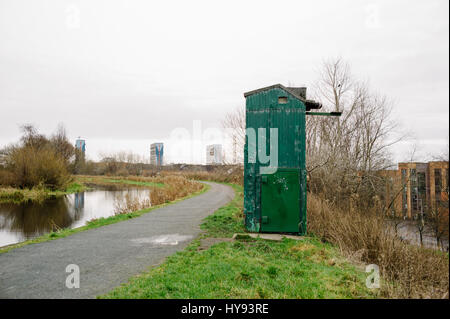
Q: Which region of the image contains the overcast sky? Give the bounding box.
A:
[0,0,448,164]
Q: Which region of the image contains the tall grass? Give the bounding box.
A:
[112,175,204,215]
[5,147,71,189]
[114,192,152,215]
[307,193,449,299]
[159,168,243,185]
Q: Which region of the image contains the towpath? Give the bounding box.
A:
[0,182,234,298]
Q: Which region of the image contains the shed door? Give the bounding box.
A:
[260,169,300,233]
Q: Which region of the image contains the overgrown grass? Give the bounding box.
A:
[0,181,210,254]
[101,184,376,299]
[0,182,89,203]
[161,169,244,185]
[308,193,449,299]
[102,178,164,188]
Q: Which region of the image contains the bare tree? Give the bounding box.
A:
[428,142,449,250]
[306,58,403,210]
[222,58,404,213]
[221,106,245,164]
[19,124,48,150]
[51,123,76,167]
[98,151,147,176]
[427,203,449,250]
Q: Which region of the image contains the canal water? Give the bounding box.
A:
[0,186,150,248]
[388,220,449,252]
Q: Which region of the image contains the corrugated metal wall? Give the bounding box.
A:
[244,88,307,234]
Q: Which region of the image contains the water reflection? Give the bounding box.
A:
[0,187,150,247]
[74,192,84,212]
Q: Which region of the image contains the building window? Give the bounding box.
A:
[435,169,442,207]
[401,169,407,215]
[446,169,449,196]
[278,96,288,104]
[410,169,418,213]
[418,172,426,212]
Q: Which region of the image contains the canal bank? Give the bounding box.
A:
[0,186,153,247]
[0,182,231,298]
[0,176,207,253]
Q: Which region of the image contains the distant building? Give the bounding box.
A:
[206,144,223,165]
[75,139,86,155]
[0,151,6,167]
[379,161,449,219]
[150,143,164,166]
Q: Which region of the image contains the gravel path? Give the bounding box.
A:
[0,182,234,299]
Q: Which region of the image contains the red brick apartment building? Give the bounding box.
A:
[380,161,449,219]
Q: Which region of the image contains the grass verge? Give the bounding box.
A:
[100,184,376,299]
[0,183,210,254]
[0,182,90,203]
[100,178,164,188]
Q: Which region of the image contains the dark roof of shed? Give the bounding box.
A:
[243,84,307,101]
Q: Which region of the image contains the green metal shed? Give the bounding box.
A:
[243,84,328,235]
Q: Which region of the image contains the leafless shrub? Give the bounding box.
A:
[112,175,204,215]
[97,151,147,176]
[221,106,245,164]
[308,193,449,299]
[114,192,151,215]
[162,168,244,185]
[0,124,74,189]
[426,199,449,250]
[50,123,76,167]
[7,146,71,189]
